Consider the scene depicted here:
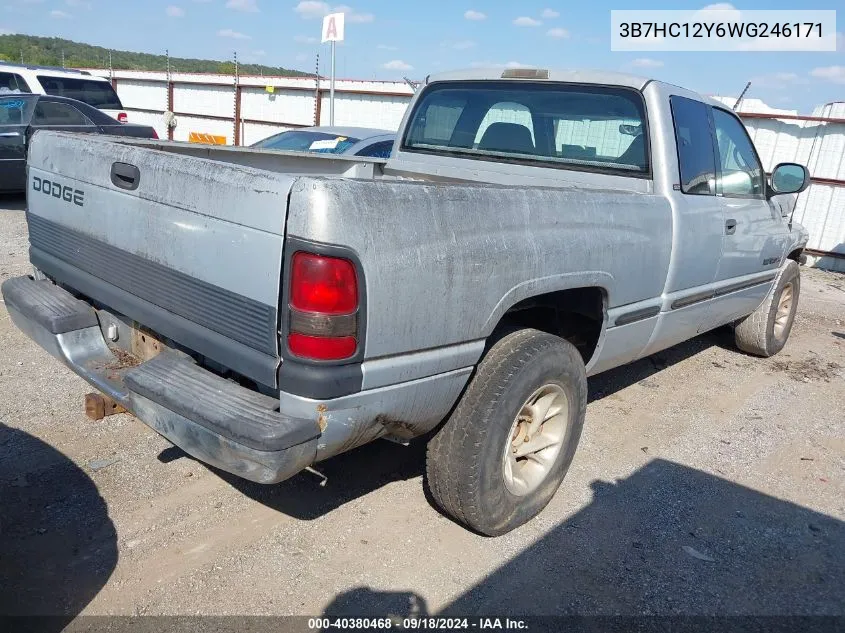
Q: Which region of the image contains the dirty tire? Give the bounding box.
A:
[734,260,800,357]
[426,328,586,536]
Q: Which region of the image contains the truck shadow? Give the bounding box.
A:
[223,329,734,521]
[0,193,26,212]
[322,459,845,617]
[0,424,117,627]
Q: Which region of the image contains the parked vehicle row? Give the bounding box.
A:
[0,93,157,192]
[0,62,128,122]
[2,67,811,536]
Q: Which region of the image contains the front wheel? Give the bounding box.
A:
[734,260,800,357]
[426,328,587,536]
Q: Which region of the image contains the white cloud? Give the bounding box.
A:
[513,16,541,27]
[628,57,664,68]
[541,8,559,18]
[294,35,318,43]
[383,59,412,70]
[294,0,329,17]
[377,44,397,51]
[464,9,485,21]
[699,3,736,10]
[810,65,845,84]
[546,27,569,38]
[334,4,373,22]
[49,9,70,18]
[470,61,527,69]
[226,0,258,12]
[166,5,185,17]
[0,28,12,35]
[293,1,372,22]
[218,28,251,39]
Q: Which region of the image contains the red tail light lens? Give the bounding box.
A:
[117,112,128,123]
[290,252,358,315]
[288,333,357,360]
[151,129,159,139]
[288,251,359,361]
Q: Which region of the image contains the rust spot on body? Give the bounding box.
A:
[316,404,328,432]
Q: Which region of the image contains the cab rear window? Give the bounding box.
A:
[402,81,649,177]
[37,76,123,110]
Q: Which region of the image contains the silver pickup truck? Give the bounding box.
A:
[3,69,810,535]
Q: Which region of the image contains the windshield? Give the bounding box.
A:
[402,81,649,176]
[37,76,123,110]
[0,96,35,125]
[253,130,361,154]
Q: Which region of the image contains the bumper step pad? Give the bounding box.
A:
[124,353,320,451]
[1,277,97,334]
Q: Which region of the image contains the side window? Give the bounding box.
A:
[356,140,394,158]
[670,96,716,195]
[712,108,764,197]
[32,101,92,126]
[0,72,31,93]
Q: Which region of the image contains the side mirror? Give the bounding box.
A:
[770,162,810,196]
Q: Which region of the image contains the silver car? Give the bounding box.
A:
[252,126,395,158]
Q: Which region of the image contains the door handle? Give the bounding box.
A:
[725,219,737,235]
[110,162,140,191]
[0,132,21,138]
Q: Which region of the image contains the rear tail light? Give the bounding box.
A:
[117,112,128,123]
[151,129,159,139]
[288,252,359,361]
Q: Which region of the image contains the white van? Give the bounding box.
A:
[0,63,128,123]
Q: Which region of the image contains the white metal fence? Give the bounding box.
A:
[91,69,844,270]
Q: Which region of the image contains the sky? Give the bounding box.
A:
[1,0,843,113]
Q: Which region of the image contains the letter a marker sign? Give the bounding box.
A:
[321,12,345,125]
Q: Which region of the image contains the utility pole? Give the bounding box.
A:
[108,50,113,78]
[61,50,65,68]
[20,50,23,64]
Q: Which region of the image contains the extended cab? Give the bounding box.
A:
[2,69,810,535]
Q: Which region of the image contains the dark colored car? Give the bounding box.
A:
[0,93,157,192]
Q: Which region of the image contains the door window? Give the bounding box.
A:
[32,101,92,126]
[712,108,765,198]
[670,96,716,195]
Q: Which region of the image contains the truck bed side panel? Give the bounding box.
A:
[286,178,673,360]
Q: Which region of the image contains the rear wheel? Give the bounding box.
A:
[734,260,800,357]
[426,328,587,536]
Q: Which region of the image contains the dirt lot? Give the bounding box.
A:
[1,196,844,620]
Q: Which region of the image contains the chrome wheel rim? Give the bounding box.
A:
[774,281,794,340]
[502,384,569,497]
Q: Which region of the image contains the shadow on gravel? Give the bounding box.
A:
[0,193,26,212]
[0,424,117,628]
[323,459,845,618]
[833,332,845,340]
[218,438,428,521]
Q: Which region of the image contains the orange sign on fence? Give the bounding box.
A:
[188,132,228,145]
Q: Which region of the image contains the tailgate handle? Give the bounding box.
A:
[111,162,140,191]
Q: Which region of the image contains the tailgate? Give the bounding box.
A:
[26,131,295,387]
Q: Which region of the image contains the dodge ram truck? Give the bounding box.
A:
[2,69,811,535]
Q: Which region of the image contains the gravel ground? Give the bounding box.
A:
[1,196,843,620]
